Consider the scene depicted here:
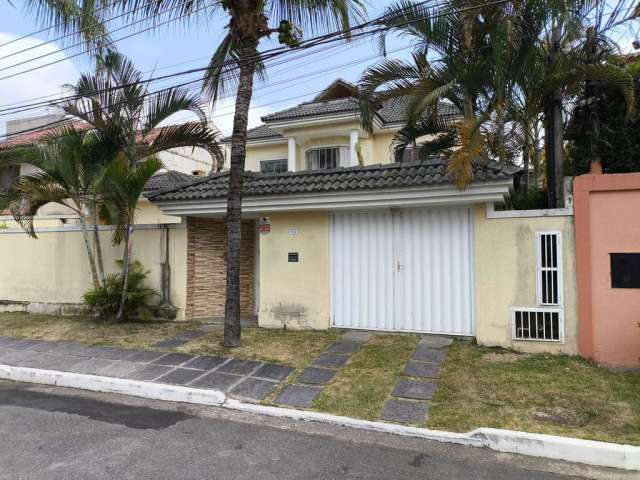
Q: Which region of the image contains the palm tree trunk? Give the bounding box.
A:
[224,46,258,348]
[116,221,134,322]
[78,211,100,289]
[92,200,106,285]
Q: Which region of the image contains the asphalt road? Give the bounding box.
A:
[0,381,631,480]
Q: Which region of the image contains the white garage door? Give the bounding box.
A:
[330,207,474,335]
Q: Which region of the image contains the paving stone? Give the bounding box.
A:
[0,337,16,347]
[403,361,440,379]
[380,399,429,424]
[326,341,360,355]
[152,339,188,349]
[275,385,322,408]
[122,350,166,363]
[0,350,41,366]
[9,339,43,351]
[341,331,372,343]
[419,335,453,349]
[154,368,205,386]
[43,354,89,372]
[183,355,228,371]
[297,367,336,385]
[82,346,134,361]
[128,364,173,381]
[311,353,349,369]
[72,358,117,375]
[217,359,262,376]
[252,363,294,381]
[392,379,438,400]
[174,330,206,341]
[151,353,194,367]
[412,346,447,363]
[47,342,90,356]
[23,353,70,370]
[230,377,278,401]
[191,371,242,391]
[29,341,64,353]
[97,361,141,379]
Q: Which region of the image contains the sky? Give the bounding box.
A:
[0,1,637,137]
[0,1,409,137]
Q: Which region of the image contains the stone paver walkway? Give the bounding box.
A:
[152,326,209,349]
[274,331,369,409]
[0,336,293,403]
[379,334,453,425]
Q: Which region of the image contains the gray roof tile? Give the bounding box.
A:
[147,158,518,202]
[143,170,195,192]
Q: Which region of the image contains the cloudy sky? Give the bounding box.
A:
[0,1,637,137]
[0,1,411,137]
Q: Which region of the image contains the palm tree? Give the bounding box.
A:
[85,0,364,344]
[63,51,222,322]
[0,125,118,288]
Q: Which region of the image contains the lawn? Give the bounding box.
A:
[0,312,198,349]
[429,342,640,446]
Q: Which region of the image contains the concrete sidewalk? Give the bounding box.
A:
[0,336,293,403]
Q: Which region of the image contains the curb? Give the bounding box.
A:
[0,365,638,471]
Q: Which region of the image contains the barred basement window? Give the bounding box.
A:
[512,308,563,342]
[260,159,288,174]
[536,232,563,306]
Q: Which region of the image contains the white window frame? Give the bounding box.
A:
[535,231,563,307]
[259,158,288,174]
[304,145,349,170]
[510,307,565,343]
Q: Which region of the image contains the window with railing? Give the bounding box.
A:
[260,159,288,174]
[305,146,349,170]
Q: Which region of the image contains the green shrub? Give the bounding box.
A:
[502,187,548,211]
[83,260,158,321]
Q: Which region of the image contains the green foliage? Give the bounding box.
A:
[566,59,640,175]
[502,187,548,211]
[278,20,301,47]
[83,261,158,322]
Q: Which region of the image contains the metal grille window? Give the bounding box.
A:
[306,146,348,170]
[536,232,563,306]
[260,159,288,174]
[512,308,563,342]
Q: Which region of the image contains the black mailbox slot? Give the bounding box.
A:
[610,253,640,288]
[288,252,299,263]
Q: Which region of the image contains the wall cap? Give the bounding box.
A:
[486,202,573,219]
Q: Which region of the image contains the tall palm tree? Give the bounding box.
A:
[63,51,222,322]
[86,0,364,344]
[0,125,118,288]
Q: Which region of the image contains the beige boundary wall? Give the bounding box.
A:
[474,204,579,354]
[0,215,188,320]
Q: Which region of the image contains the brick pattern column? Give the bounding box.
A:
[185,218,256,320]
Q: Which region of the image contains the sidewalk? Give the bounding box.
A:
[0,336,293,402]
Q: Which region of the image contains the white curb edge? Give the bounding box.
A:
[1,365,638,471]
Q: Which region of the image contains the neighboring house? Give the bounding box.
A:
[0,114,220,219]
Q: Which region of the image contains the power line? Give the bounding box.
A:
[0,0,171,63]
[0,0,510,139]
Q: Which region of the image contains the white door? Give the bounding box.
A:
[331,207,474,335]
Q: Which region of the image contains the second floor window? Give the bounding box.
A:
[260,159,288,174]
[306,146,349,170]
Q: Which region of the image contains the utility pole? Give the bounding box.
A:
[546,21,564,208]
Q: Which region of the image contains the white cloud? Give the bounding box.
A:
[0,32,80,136]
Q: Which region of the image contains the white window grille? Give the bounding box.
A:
[512,232,565,343]
[305,146,349,170]
[536,232,563,306]
[260,159,288,174]
[511,308,564,342]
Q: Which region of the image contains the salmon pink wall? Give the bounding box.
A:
[574,172,640,368]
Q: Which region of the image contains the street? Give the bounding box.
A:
[0,381,631,480]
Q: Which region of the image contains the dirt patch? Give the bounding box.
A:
[532,407,595,427]
[482,351,530,363]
